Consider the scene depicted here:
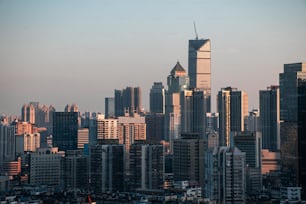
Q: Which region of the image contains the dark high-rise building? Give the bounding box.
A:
[260,85,280,151]
[173,133,205,188]
[279,62,306,197]
[145,113,165,143]
[129,143,164,191]
[105,97,115,118]
[180,89,207,138]
[64,150,88,191]
[90,144,125,193]
[150,82,165,114]
[217,87,248,146]
[53,112,78,151]
[114,87,142,117]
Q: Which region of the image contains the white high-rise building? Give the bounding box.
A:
[96,114,118,140]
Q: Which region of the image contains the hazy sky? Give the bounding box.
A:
[1,0,306,116]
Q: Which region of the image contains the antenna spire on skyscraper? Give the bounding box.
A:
[193,21,198,40]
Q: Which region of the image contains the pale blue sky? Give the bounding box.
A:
[1,0,306,115]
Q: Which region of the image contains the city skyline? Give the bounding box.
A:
[1,1,306,115]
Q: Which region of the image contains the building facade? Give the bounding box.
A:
[150,82,165,114]
[260,85,280,151]
[53,112,79,151]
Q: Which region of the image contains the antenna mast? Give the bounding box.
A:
[193,21,198,40]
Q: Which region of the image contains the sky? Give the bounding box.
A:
[1,0,306,116]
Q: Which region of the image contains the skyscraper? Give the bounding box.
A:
[150,82,165,114]
[21,104,35,124]
[260,85,280,151]
[217,87,248,146]
[90,144,124,193]
[211,146,246,203]
[105,97,115,118]
[188,38,211,113]
[279,62,306,197]
[165,62,189,151]
[53,112,78,151]
[96,114,118,140]
[129,143,164,191]
[114,86,142,117]
[173,133,205,188]
[180,89,207,138]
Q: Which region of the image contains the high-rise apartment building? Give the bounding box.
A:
[89,144,124,193]
[150,82,165,114]
[77,128,89,149]
[165,62,189,151]
[21,104,35,124]
[217,87,248,146]
[105,97,115,118]
[173,133,205,188]
[211,146,246,203]
[129,144,164,191]
[96,114,118,140]
[53,112,79,151]
[279,62,306,197]
[114,87,142,117]
[0,122,15,163]
[260,85,280,151]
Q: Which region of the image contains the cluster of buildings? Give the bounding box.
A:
[0,35,306,203]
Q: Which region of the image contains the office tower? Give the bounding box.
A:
[188,38,211,112]
[145,113,165,143]
[89,144,124,193]
[260,86,280,152]
[129,144,164,191]
[0,122,15,163]
[78,128,89,149]
[150,82,165,114]
[105,97,115,118]
[114,87,142,117]
[53,112,78,151]
[211,146,246,203]
[64,150,88,191]
[233,131,262,195]
[279,62,306,196]
[29,147,62,185]
[173,133,205,188]
[245,109,260,132]
[21,104,35,124]
[180,89,207,138]
[165,62,189,151]
[96,114,118,140]
[23,133,40,152]
[217,87,248,146]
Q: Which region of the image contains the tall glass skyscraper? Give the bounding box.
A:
[279,62,306,197]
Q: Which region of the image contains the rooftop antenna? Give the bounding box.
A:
[193,21,198,40]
